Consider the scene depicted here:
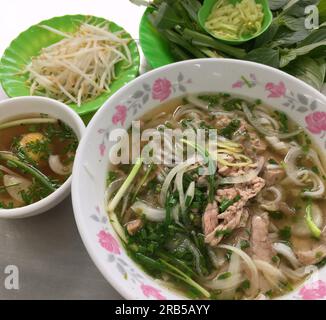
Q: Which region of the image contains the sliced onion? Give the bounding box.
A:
[243,104,302,139]
[265,136,289,155]
[219,244,259,298]
[254,109,280,130]
[208,248,226,269]
[298,170,325,199]
[131,201,165,222]
[175,169,186,212]
[203,273,244,291]
[104,178,124,211]
[160,157,196,206]
[284,147,306,186]
[273,243,301,269]
[49,155,73,176]
[279,264,313,282]
[292,203,323,237]
[186,95,210,110]
[218,157,264,185]
[172,204,180,223]
[308,149,326,178]
[266,164,282,170]
[3,174,32,203]
[258,186,283,211]
[254,259,287,289]
[173,104,206,120]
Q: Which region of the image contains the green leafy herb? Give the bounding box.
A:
[269,211,284,220]
[275,111,289,133]
[218,272,232,280]
[240,240,250,250]
[215,229,232,237]
[279,226,292,241]
[219,119,241,139]
[219,195,241,213]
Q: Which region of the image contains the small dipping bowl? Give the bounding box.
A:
[0,96,85,219]
[198,0,273,45]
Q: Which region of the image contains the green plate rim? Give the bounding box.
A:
[139,8,176,70]
[0,14,140,118]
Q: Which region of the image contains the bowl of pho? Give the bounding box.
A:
[0,96,85,218]
[72,59,326,300]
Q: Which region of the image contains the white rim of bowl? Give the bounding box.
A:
[72,58,326,300]
[0,96,85,219]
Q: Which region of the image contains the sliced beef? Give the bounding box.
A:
[296,246,326,265]
[248,131,267,154]
[126,219,143,235]
[262,168,285,187]
[202,201,219,236]
[205,177,266,246]
[295,228,326,265]
[250,212,275,262]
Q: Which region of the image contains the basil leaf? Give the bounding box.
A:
[254,22,280,48]
[270,28,311,47]
[285,0,319,18]
[280,40,326,67]
[268,0,289,11]
[246,48,280,68]
[320,0,326,23]
[284,56,326,91]
[299,28,326,46]
[281,16,306,31]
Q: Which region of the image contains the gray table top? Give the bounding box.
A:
[0,197,122,299]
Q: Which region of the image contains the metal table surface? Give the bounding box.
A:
[0,0,145,300]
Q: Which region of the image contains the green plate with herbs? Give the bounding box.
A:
[0,15,140,123]
[139,8,176,69]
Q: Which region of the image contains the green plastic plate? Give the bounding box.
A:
[139,9,176,69]
[0,15,140,123]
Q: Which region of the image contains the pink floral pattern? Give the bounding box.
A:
[299,281,326,300]
[232,74,257,89]
[97,230,120,255]
[152,78,172,102]
[112,105,127,126]
[99,143,106,157]
[265,81,286,98]
[141,283,166,300]
[306,112,326,134]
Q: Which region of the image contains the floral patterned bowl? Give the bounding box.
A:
[72,59,326,300]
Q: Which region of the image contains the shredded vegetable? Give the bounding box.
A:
[205,0,264,40]
[25,22,132,106]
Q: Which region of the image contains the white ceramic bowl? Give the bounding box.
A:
[0,96,85,219]
[72,59,326,300]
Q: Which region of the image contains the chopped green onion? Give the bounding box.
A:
[108,158,143,212]
[305,201,322,239]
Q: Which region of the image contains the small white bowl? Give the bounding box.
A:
[0,96,85,219]
[72,59,326,300]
